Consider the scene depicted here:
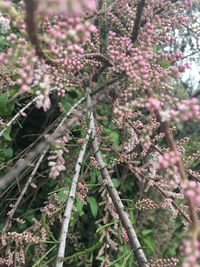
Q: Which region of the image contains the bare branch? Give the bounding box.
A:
[55,94,92,267]
[83,53,112,67]
[131,0,146,43]
[88,94,149,267]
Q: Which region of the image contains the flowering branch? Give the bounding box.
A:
[84,53,113,82]
[128,165,190,223]
[161,121,199,232]
[127,121,200,183]
[24,0,58,66]
[145,89,200,263]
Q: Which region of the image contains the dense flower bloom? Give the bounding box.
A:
[37,0,96,15]
[157,151,181,169]
[160,98,200,122]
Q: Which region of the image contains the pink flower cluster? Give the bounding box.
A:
[139,21,155,49]
[157,151,181,170]
[160,98,200,122]
[90,156,99,169]
[0,251,14,266]
[0,34,37,93]
[7,231,40,245]
[1,12,97,98]
[182,239,200,267]
[146,97,161,112]
[149,257,179,267]
[124,128,139,153]
[0,229,47,266]
[14,248,25,265]
[32,64,52,111]
[135,198,159,210]
[0,12,10,34]
[107,0,194,90]
[16,47,36,93]
[38,0,96,16]
[108,31,151,86]
[45,16,96,71]
[43,203,56,217]
[185,181,200,208]
[121,228,129,242]
[48,136,69,178]
[77,181,88,204]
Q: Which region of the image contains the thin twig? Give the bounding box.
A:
[128,165,190,223]
[2,148,48,232]
[0,96,39,138]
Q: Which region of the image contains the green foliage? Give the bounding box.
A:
[86,196,98,218]
[0,35,9,51]
[158,60,171,69]
[0,93,15,116]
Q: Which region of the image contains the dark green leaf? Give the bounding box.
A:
[87,196,98,218]
[3,126,12,141]
[112,178,121,188]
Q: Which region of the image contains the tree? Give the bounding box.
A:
[0,0,199,266]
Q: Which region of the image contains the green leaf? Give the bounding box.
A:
[0,93,15,116]
[0,147,13,159]
[87,196,98,218]
[108,251,132,267]
[75,199,84,216]
[58,188,68,202]
[109,131,120,145]
[129,210,136,224]
[90,168,97,184]
[3,126,12,141]
[0,35,8,51]
[96,222,115,233]
[152,44,158,53]
[158,60,171,69]
[25,211,34,222]
[142,229,152,236]
[0,93,8,110]
[112,178,121,188]
[144,238,155,253]
[122,251,133,267]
